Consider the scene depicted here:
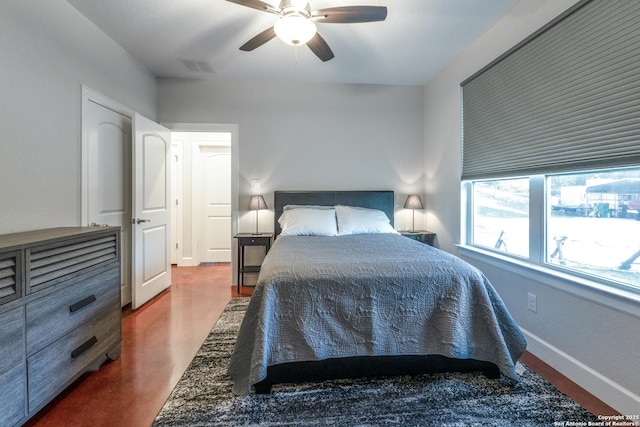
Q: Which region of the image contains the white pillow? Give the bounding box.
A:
[278,208,338,236]
[335,205,397,235]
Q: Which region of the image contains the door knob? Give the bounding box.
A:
[136,218,151,224]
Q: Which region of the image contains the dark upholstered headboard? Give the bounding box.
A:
[273,190,394,237]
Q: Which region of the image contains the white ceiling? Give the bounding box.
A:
[67,0,520,86]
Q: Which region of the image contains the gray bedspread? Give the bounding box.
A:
[228,234,527,395]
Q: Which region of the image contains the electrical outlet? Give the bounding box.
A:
[527,293,537,313]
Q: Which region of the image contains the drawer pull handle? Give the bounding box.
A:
[71,336,98,358]
[69,295,97,312]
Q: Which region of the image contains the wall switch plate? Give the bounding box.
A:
[250,179,261,191]
[527,293,537,313]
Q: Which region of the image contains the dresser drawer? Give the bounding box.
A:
[237,236,271,246]
[0,363,26,427]
[25,264,120,355]
[0,306,25,374]
[27,305,121,411]
[27,232,118,293]
[0,250,21,306]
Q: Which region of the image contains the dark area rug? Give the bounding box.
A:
[154,298,599,426]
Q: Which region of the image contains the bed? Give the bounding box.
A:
[227,190,527,395]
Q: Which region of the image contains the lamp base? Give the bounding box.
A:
[411,210,416,234]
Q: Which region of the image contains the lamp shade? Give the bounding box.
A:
[274,16,317,46]
[404,195,423,210]
[248,195,268,211]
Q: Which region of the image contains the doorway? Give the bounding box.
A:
[170,131,233,266]
[163,122,239,278]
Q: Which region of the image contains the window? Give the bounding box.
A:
[547,168,640,288]
[459,1,640,294]
[465,167,640,292]
[471,178,529,258]
[460,1,640,294]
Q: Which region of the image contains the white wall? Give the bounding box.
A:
[0,0,157,234]
[158,78,425,233]
[424,0,640,414]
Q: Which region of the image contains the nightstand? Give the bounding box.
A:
[234,233,273,292]
[401,231,436,247]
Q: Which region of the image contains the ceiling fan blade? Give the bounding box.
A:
[312,6,387,23]
[226,0,279,15]
[307,33,334,62]
[239,26,277,51]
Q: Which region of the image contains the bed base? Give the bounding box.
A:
[253,355,500,394]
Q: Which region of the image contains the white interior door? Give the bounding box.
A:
[200,146,231,263]
[85,99,133,306]
[132,113,171,309]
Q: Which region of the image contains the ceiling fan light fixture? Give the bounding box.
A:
[274,15,316,46]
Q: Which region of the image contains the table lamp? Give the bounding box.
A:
[404,195,423,233]
[248,195,268,234]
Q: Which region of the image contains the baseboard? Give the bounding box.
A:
[522,327,640,420]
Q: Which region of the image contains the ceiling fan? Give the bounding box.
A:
[226,0,387,62]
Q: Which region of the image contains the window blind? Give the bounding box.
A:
[461,0,640,180]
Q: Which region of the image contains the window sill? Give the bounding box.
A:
[456,244,640,319]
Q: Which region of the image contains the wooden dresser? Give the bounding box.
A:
[0,227,122,426]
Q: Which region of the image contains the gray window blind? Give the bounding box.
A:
[461,0,640,180]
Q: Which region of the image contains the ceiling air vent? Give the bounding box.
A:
[180,59,216,75]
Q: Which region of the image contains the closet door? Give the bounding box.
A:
[85,98,132,306]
